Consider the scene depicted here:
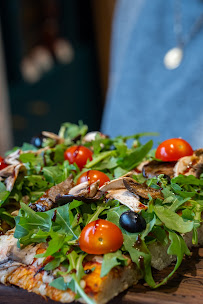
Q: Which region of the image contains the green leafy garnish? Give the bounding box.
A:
[1,121,202,303]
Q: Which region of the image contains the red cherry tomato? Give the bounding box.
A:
[155,138,193,161]
[79,219,123,254]
[64,145,93,170]
[0,156,8,170]
[77,170,110,187]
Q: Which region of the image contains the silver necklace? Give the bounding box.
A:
[164,0,203,70]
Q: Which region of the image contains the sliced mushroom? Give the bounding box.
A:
[29,175,74,212]
[174,149,203,178]
[26,146,50,155]
[123,177,164,200]
[29,196,53,212]
[82,131,108,143]
[4,164,27,192]
[0,165,16,178]
[132,160,150,175]
[42,131,64,144]
[4,150,21,166]
[194,148,203,157]
[142,160,176,179]
[106,189,147,212]
[68,181,88,194]
[55,180,101,204]
[69,180,100,198]
[0,230,46,266]
[55,191,103,205]
[99,175,148,211]
[99,177,126,192]
[4,147,50,168]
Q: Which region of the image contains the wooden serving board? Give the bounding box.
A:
[0,247,202,304]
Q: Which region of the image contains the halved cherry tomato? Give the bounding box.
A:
[0,156,8,170]
[79,219,123,254]
[64,145,93,170]
[77,170,110,187]
[155,138,193,161]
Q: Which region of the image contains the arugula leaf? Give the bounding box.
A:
[86,151,116,169]
[21,143,38,151]
[161,188,190,212]
[92,156,118,171]
[113,167,128,179]
[59,121,88,141]
[19,153,43,166]
[15,203,52,235]
[53,144,66,163]
[117,140,153,171]
[101,251,127,277]
[150,226,168,245]
[0,208,15,227]
[140,214,156,240]
[23,175,49,190]
[52,205,78,239]
[170,183,196,199]
[0,182,10,206]
[42,166,64,184]
[49,276,71,291]
[172,175,203,186]
[85,203,107,224]
[153,205,194,233]
[44,257,63,271]
[106,205,152,274]
[36,231,65,258]
[154,231,190,288]
[53,251,96,304]
[15,202,82,247]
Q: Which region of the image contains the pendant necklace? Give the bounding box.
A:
[164,0,203,70]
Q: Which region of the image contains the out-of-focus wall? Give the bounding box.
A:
[0,25,13,155]
[91,0,117,103]
[0,1,102,146]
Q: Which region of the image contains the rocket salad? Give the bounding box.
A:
[0,122,202,304]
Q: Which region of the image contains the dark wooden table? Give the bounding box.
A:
[0,247,202,304]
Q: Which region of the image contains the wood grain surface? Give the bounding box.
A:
[0,247,202,304]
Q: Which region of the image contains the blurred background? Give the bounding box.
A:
[0,0,116,154]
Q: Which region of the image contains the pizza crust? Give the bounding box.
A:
[1,223,203,304]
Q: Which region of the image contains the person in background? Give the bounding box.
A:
[101,0,203,148]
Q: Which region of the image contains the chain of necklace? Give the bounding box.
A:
[164,0,203,70]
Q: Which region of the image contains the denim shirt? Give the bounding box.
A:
[101,0,203,148]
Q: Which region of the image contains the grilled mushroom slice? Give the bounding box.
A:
[0,165,16,178]
[106,189,147,212]
[69,180,100,197]
[99,176,147,212]
[1,164,27,192]
[142,160,176,179]
[29,175,74,212]
[55,180,101,204]
[123,177,164,200]
[99,177,126,192]
[174,149,203,178]
[42,131,64,144]
[4,150,21,166]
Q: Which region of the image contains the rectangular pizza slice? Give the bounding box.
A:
[0,124,202,304]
